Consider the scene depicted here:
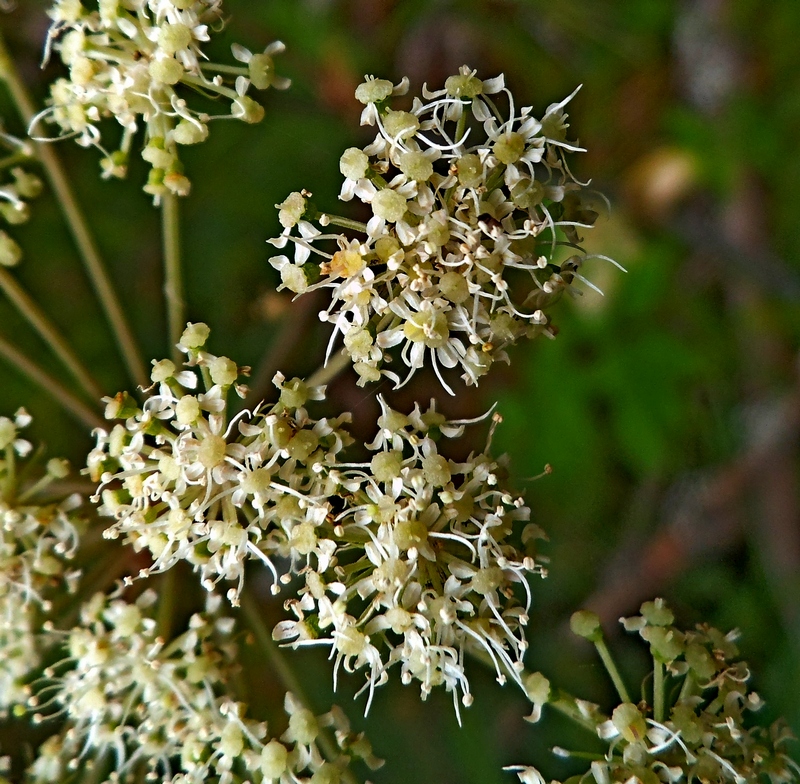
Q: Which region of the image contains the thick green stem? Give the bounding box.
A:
[0,31,148,389]
[594,638,632,705]
[0,334,104,430]
[0,267,103,400]
[156,567,178,640]
[161,193,184,362]
[653,659,665,723]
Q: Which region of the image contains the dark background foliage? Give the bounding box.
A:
[1,1,798,782]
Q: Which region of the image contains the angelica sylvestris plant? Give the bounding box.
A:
[0,4,796,783]
[271,68,618,391]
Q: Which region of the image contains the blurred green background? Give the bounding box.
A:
[1,1,799,782]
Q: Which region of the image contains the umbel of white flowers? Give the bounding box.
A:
[270,67,621,393]
[23,591,382,783]
[89,324,547,717]
[507,599,800,784]
[37,0,289,199]
[0,408,82,713]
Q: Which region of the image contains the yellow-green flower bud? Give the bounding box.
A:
[198,434,227,468]
[208,356,238,387]
[372,189,407,222]
[277,192,307,229]
[176,395,201,425]
[286,708,318,745]
[493,132,526,164]
[248,52,276,90]
[445,73,483,98]
[456,153,483,188]
[523,671,551,706]
[398,150,433,181]
[383,110,419,139]
[260,740,288,780]
[422,454,451,487]
[570,610,603,641]
[280,264,309,294]
[371,450,403,482]
[611,703,647,744]
[151,358,175,383]
[158,23,193,54]
[149,57,183,85]
[173,119,209,145]
[394,518,427,550]
[235,96,265,124]
[181,322,210,349]
[472,566,503,595]
[355,77,393,104]
[0,231,22,267]
[340,147,369,180]
[279,378,308,409]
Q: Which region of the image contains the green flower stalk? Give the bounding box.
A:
[508,600,799,784]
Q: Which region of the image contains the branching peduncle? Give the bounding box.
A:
[0,30,148,389]
[0,334,104,430]
[0,267,103,400]
[594,636,632,705]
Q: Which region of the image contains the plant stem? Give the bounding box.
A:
[0,334,104,430]
[0,267,103,400]
[678,671,695,703]
[200,62,249,76]
[156,567,177,640]
[653,659,665,723]
[594,638,632,705]
[161,192,184,362]
[320,214,368,234]
[0,31,148,389]
[549,696,602,734]
[240,593,310,705]
[454,106,468,149]
[307,349,351,387]
[239,592,357,784]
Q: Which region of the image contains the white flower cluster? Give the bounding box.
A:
[26,591,377,783]
[275,397,547,719]
[271,67,615,393]
[509,601,800,784]
[39,0,289,199]
[0,408,81,712]
[89,323,354,605]
[88,325,545,714]
[0,131,42,266]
